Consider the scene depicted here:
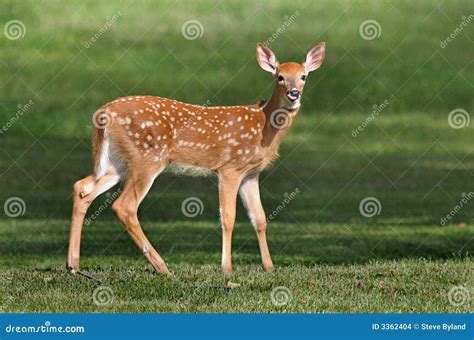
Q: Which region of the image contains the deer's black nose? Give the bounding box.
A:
[289,89,300,97]
[287,89,300,101]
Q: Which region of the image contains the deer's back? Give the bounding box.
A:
[98,96,269,174]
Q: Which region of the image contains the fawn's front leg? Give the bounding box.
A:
[218,171,244,273]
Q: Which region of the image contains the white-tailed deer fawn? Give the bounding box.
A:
[67,42,325,275]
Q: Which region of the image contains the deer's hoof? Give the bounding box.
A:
[263,265,275,273]
[66,261,79,274]
[221,266,233,275]
[68,266,79,274]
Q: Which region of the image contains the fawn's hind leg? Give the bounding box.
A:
[239,174,274,272]
[67,171,120,272]
[111,166,170,275]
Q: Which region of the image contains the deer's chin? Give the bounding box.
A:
[284,98,301,110]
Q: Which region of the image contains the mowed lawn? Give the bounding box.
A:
[0,0,473,312]
[1,113,472,313]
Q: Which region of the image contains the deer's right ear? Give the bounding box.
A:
[256,43,279,75]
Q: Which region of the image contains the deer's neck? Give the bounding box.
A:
[261,88,299,148]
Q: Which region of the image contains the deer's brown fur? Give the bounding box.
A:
[67,42,326,275]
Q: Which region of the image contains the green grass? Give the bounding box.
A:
[0,0,473,313]
[1,112,473,313]
[0,259,471,313]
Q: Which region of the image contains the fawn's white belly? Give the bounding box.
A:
[166,161,213,177]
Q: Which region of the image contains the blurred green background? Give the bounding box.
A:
[0,0,472,312]
[1,0,473,136]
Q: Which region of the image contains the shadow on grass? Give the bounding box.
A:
[0,132,473,268]
[0,219,471,269]
[1,134,474,224]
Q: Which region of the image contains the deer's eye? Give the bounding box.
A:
[277,75,284,83]
[301,74,306,81]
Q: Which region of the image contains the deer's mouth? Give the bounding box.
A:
[286,93,299,102]
[286,89,301,103]
[284,99,301,110]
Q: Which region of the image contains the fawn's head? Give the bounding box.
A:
[256,42,326,109]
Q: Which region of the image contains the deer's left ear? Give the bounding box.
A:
[303,42,326,73]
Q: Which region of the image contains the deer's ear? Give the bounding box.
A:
[256,43,279,74]
[303,42,326,72]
